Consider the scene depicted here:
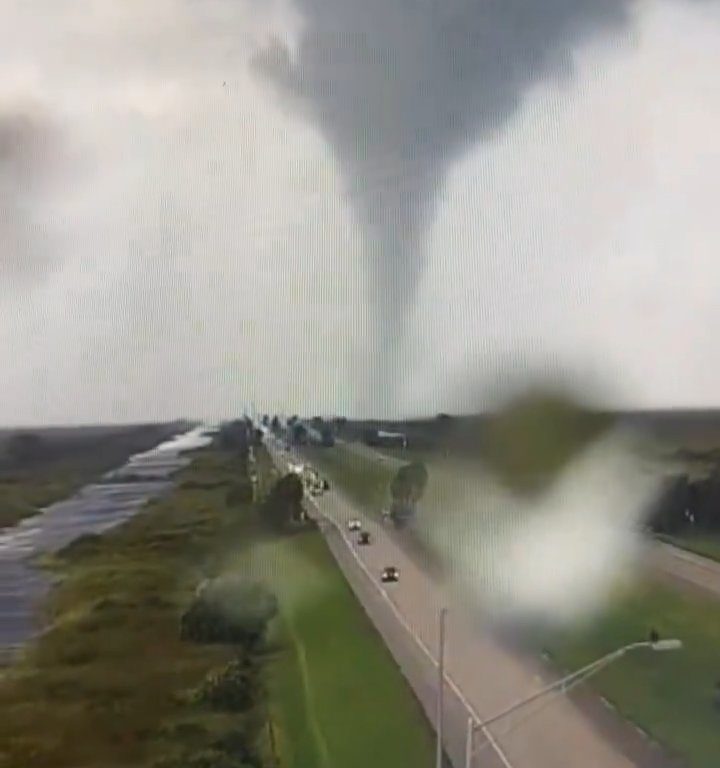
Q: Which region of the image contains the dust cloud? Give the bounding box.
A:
[418,428,660,629]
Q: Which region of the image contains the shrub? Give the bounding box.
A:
[180,578,278,648]
[191,657,259,712]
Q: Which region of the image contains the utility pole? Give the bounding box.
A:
[436,607,448,768]
[465,716,474,768]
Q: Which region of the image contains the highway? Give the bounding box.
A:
[646,540,720,598]
[342,438,720,603]
[267,438,677,768]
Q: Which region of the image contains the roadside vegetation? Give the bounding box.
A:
[0,423,183,529]
[0,424,433,768]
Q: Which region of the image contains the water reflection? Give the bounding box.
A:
[0,426,212,664]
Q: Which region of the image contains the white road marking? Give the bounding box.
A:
[297,465,514,768]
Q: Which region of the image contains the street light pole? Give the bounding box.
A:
[436,607,448,768]
[465,637,682,766]
[464,716,474,768]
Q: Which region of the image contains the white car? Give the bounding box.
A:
[348,519,361,532]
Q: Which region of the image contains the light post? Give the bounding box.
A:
[436,607,448,768]
[464,637,682,768]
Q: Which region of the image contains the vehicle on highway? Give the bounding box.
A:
[348,519,361,531]
[381,566,399,583]
[358,531,371,545]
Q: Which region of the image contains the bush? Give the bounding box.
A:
[180,578,278,648]
[192,657,259,712]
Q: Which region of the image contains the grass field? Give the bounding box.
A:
[0,445,434,768]
[315,441,720,768]
[656,532,720,564]
[304,444,393,514]
[542,580,720,768]
[233,530,435,768]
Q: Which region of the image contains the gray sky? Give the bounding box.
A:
[1,0,720,424]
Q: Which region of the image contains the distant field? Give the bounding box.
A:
[316,440,720,768]
[0,422,185,529]
[339,409,720,453]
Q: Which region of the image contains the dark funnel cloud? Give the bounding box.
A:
[0,108,61,288]
[252,0,632,411]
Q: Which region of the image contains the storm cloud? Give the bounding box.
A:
[1,0,720,422]
[252,0,640,407]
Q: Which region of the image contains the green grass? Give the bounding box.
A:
[316,443,720,768]
[231,529,435,768]
[656,532,720,564]
[541,580,720,768]
[304,445,394,515]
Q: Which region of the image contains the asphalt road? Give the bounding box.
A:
[268,439,676,768]
[646,540,720,598]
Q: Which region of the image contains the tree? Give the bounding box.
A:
[262,473,305,530]
[271,416,281,433]
[181,578,278,648]
[292,424,308,445]
[6,432,45,465]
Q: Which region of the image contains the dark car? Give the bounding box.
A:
[381,566,399,583]
[358,531,371,545]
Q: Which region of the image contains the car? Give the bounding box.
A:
[358,531,371,545]
[348,519,361,532]
[381,566,399,583]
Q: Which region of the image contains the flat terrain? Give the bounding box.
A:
[0,422,186,529]
[0,445,434,768]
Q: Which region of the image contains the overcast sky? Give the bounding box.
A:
[1,0,719,424]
